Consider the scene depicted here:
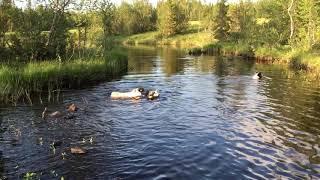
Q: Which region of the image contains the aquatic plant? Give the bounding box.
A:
[61,152,66,160]
[23,172,37,180]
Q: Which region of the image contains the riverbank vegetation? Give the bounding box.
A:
[0,0,132,104]
[115,0,320,73]
[0,50,127,105]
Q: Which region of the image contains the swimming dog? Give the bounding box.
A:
[110,88,144,99]
[252,72,263,79]
[145,90,160,100]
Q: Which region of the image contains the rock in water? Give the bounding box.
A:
[67,103,78,112]
[70,147,87,154]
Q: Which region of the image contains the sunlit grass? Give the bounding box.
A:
[160,31,212,48]
[115,21,210,48]
[117,30,211,48]
[118,32,160,45]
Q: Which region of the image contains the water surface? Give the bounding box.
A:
[1,46,320,179]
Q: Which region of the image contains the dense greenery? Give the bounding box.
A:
[157,0,188,37]
[211,0,230,41]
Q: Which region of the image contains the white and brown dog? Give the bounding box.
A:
[111,88,160,100]
[111,88,145,100]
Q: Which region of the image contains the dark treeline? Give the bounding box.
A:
[0,0,320,61]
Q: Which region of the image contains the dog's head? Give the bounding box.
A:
[131,88,144,95]
[146,90,160,100]
[256,72,262,78]
[138,88,145,92]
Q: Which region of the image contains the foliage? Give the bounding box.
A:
[0,3,72,60]
[23,172,38,180]
[253,0,289,46]
[157,0,188,37]
[293,0,320,50]
[210,0,230,41]
[114,0,157,35]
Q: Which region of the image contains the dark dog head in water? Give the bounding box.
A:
[256,72,262,78]
[253,72,263,79]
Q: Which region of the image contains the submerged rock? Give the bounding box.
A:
[42,107,64,119]
[70,147,87,154]
[67,103,78,112]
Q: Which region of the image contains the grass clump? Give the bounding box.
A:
[0,50,128,105]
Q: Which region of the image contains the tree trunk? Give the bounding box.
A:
[288,0,294,43]
[78,26,81,57]
[84,26,87,48]
[46,11,59,47]
[78,26,81,49]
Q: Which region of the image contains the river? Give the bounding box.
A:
[0,46,320,179]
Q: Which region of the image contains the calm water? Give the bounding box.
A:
[1,46,320,179]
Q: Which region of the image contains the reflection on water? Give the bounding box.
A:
[0,117,4,178]
[0,45,320,179]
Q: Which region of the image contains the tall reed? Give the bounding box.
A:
[0,50,128,105]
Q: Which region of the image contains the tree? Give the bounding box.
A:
[0,0,13,47]
[92,0,115,37]
[114,0,156,35]
[253,0,289,46]
[211,0,230,41]
[46,0,73,48]
[157,0,188,37]
[288,0,294,43]
[294,0,320,50]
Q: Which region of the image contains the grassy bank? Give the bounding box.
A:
[115,31,212,48]
[196,42,320,74]
[114,21,212,49]
[0,50,128,105]
[117,30,320,75]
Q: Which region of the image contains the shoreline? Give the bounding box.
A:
[115,32,320,76]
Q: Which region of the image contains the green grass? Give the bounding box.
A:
[115,21,211,48]
[126,31,160,45]
[116,31,212,48]
[0,50,128,105]
[188,40,320,74]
